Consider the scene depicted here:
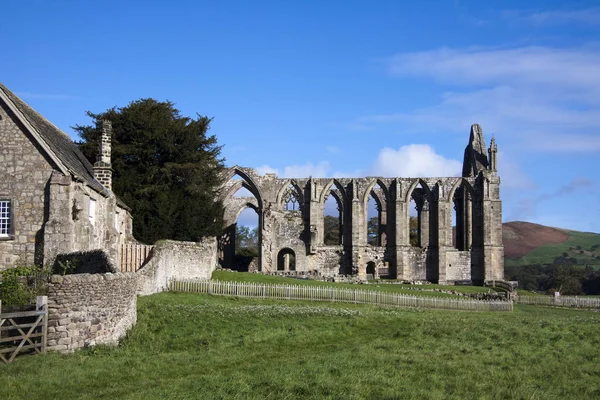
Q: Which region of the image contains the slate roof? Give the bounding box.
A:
[0,83,129,209]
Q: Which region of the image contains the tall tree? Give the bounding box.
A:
[74,99,224,244]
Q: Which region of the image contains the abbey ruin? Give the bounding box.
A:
[219,124,503,284]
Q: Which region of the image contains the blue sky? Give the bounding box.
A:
[3,0,600,232]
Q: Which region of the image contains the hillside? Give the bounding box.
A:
[503,221,600,267]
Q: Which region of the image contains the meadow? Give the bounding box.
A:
[1,292,599,399]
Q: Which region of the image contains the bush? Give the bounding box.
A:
[0,266,48,307]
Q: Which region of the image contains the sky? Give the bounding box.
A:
[3,0,600,232]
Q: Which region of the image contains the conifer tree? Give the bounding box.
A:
[75,99,224,244]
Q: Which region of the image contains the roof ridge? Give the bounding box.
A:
[0,82,110,197]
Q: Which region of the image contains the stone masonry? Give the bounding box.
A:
[219,124,503,284]
[46,272,138,352]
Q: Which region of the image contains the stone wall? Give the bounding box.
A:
[42,173,133,269]
[46,272,138,352]
[137,238,218,295]
[0,101,54,269]
[445,250,472,282]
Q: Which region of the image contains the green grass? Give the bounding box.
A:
[506,230,600,267]
[2,293,600,399]
[212,270,493,297]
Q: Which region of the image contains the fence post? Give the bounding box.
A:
[36,296,48,354]
[208,280,213,295]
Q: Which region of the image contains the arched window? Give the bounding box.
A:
[283,184,302,211]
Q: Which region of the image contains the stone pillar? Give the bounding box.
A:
[350,180,363,278]
[308,179,321,250]
[465,192,472,249]
[392,179,409,280]
[482,174,503,281]
[436,197,452,284]
[378,205,387,246]
[419,200,429,248]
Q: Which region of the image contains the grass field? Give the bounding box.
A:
[212,270,497,297]
[2,292,600,399]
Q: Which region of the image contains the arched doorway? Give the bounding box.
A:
[277,248,296,272]
[366,261,376,279]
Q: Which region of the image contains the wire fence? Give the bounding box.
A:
[169,279,514,312]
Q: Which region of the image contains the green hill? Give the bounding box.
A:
[503,221,600,268]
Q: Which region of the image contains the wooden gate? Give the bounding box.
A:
[0,296,48,364]
[119,243,153,272]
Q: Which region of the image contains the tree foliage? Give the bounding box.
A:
[75,99,224,244]
[324,215,341,245]
[505,261,600,295]
[236,225,258,257]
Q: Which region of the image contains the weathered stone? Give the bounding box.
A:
[218,124,503,284]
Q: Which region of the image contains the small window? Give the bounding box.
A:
[88,198,96,226]
[114,212,119,231]
[0,200,12,238]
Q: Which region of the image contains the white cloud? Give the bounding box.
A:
[387,46,600,94]
[326,146,341,154]
[355,46,600,154]
[368,144,462,178]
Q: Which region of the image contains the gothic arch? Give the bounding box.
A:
[319,179,347,204]
[222,166,264,208]
[404,178,433,204]
[361,179,392,205]
[275,179,305,210]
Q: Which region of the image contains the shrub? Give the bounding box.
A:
[0,266,48,307]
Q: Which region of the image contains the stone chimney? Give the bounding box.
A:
[93,120,113,191]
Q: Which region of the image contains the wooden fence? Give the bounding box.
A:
[169,279,514,312]
[517,295,600,308]
[0,296,48,364]
[119,243,153,272]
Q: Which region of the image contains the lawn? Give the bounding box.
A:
[212,270,497,297]
[2,292,600,399]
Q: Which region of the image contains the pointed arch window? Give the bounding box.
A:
[283,185,302,211]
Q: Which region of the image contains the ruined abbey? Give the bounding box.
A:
[219,124,503,284]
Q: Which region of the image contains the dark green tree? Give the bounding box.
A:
[368,216,379,246]
[74,99,224,244]
[409,216,418,247]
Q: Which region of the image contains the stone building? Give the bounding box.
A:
[0,83,133,270]
[219,124,503,284]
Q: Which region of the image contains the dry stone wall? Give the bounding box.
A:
[137,238,218,295]
[46,272,138,352]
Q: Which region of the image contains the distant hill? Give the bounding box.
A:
[503,221,600,267]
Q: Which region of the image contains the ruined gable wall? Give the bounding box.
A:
[0,101,54,269]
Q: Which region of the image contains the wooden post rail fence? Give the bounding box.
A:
[119,243,153,272]
[516,295,600,308]
[0,296,48,364]
[169,279,514,312]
